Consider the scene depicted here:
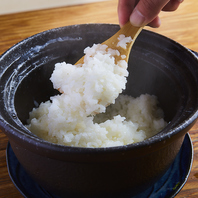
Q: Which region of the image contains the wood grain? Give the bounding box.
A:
[0,0,198,197]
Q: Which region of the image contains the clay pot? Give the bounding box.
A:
[0,24,198,197]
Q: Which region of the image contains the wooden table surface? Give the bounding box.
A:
[0,0,198,197]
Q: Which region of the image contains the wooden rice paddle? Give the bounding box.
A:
[75,22,143,65]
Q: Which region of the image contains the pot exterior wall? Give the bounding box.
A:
[10,135,184,198]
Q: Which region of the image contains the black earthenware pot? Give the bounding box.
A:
[0,24,198,198]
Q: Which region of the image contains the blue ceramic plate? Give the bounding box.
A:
[6,133,193,198]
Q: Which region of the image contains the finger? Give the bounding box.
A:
[118,0,136,27]
[162,0,183,11]
[147,16,161,28]
[130,0,169,27]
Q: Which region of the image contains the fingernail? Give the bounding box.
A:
[130,8,145,27]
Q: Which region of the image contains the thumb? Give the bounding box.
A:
[129,0,169,27]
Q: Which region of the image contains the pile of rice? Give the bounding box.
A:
[26,35,167,147]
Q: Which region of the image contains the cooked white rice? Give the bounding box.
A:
[26,35,167,148]
[117,34,133,49]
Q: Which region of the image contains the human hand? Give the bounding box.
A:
[118,0,183,28]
